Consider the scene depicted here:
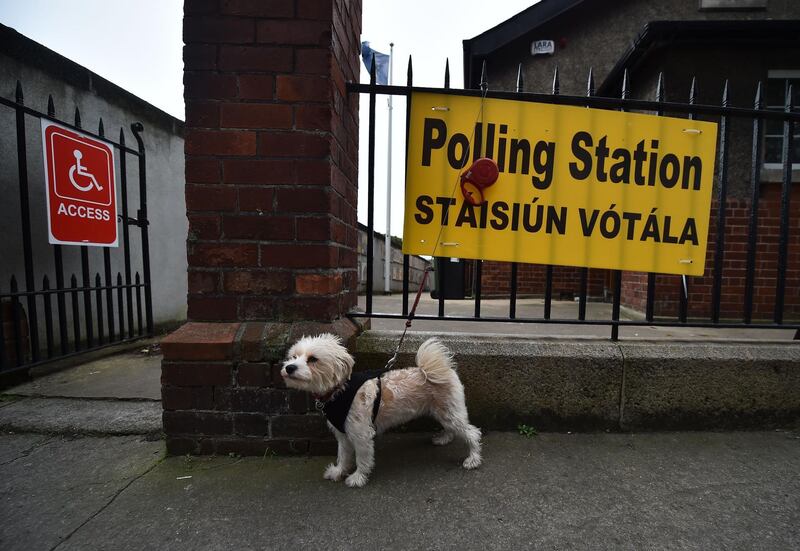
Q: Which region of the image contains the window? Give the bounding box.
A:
[764,71,800,168]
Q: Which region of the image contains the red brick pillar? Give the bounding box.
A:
[161,0,363,455]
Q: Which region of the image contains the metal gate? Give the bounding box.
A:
[349,59,800,340]
[0,80,153,378]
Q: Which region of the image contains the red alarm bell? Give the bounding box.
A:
[463,157,499,188]
[460,157,499,205]
[460,180,484,206]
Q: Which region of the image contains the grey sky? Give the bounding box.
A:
[0,0,537,237]
[0,0,184,119]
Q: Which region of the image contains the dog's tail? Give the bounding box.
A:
[416,338,456,385]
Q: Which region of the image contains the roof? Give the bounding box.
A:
[598,19,800,96]
[462,0,585,88]
[0,23,183,135]
[357,222,404,250]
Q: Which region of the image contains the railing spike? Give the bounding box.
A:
[71,274,78,286]
[587,67,595,97]
[95,273,102,285]
[98,117,105,137]
[479,60,488,93]
[47,95,55,117]
[754,81,762,109]
[43,274,50,287]
[119,127,126,145]
[689,76,697,105]
[74,107,82,128]
[621,68,630,100]
[15,80,23,104]
[10,275,18,289]
[444,58,450,89]
[722,79,729,108]
[786,84,793,110]
[369,55,376,84]
[407,55,413,85]
[552,66,560,95]
[515,63,524,93]
[656,72,665,103]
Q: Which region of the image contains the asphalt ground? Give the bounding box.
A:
[2,430,799,550]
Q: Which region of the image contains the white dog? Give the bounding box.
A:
[280,334,482,488]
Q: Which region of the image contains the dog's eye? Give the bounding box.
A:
[307,356,318,363]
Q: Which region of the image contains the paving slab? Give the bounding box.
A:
[10,350,162,401]
[14,431,796,551]
[0,434,164,551]
[359,295,798,340]
[0,397,162,436]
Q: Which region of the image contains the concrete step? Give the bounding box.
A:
[356,330,800,431]
[0,396,162,437]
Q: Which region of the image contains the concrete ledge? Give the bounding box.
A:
[356,331,800,431]
[0,397,162,436]
[619,341,800,429]
[357,331,624,430]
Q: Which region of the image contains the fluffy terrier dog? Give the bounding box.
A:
[281,334,482,488]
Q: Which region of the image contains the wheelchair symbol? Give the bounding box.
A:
[68,149,103,192]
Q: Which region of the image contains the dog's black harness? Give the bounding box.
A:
[314,268,431,434]
[316,370,383,434]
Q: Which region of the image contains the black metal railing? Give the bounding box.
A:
[0,81,153,377]
[348,58,800,340]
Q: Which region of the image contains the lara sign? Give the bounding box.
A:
[403,92,718,276]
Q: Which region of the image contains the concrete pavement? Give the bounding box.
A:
[2,430,799,550]
[0,348,162,437]
[1,312,798,549]
[359,295,799,340]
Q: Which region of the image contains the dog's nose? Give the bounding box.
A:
[284,364,298,375]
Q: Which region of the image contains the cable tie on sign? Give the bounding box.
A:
[440,242,460,247]
[682,128,702,134]
[431,106,450,111]
[679,259,693,264]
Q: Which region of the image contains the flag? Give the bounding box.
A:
[361,41,390,85]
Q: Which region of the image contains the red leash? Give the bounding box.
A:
[382,265,432,371]
[406,266,432,327]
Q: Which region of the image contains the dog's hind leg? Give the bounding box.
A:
[324,428,354,482]
[431,392,482,469]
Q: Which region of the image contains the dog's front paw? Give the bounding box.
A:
[344,471,369,488]
[462,454,482,470]
[323,464,347,481]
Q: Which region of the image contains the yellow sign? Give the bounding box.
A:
[402,92,718,276]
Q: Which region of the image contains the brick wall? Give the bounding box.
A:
[167,0,363,456]
[183,0,361,323]
[481,262,606,299]
[622,183,800,320]
[161,321,358,455]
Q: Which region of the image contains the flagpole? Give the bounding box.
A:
[384,42,394,294]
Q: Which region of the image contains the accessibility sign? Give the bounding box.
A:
[42,121,118,247]
[403,92,718,276]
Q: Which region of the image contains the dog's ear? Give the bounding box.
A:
[324,334,353,379]
[318,332,343,345]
